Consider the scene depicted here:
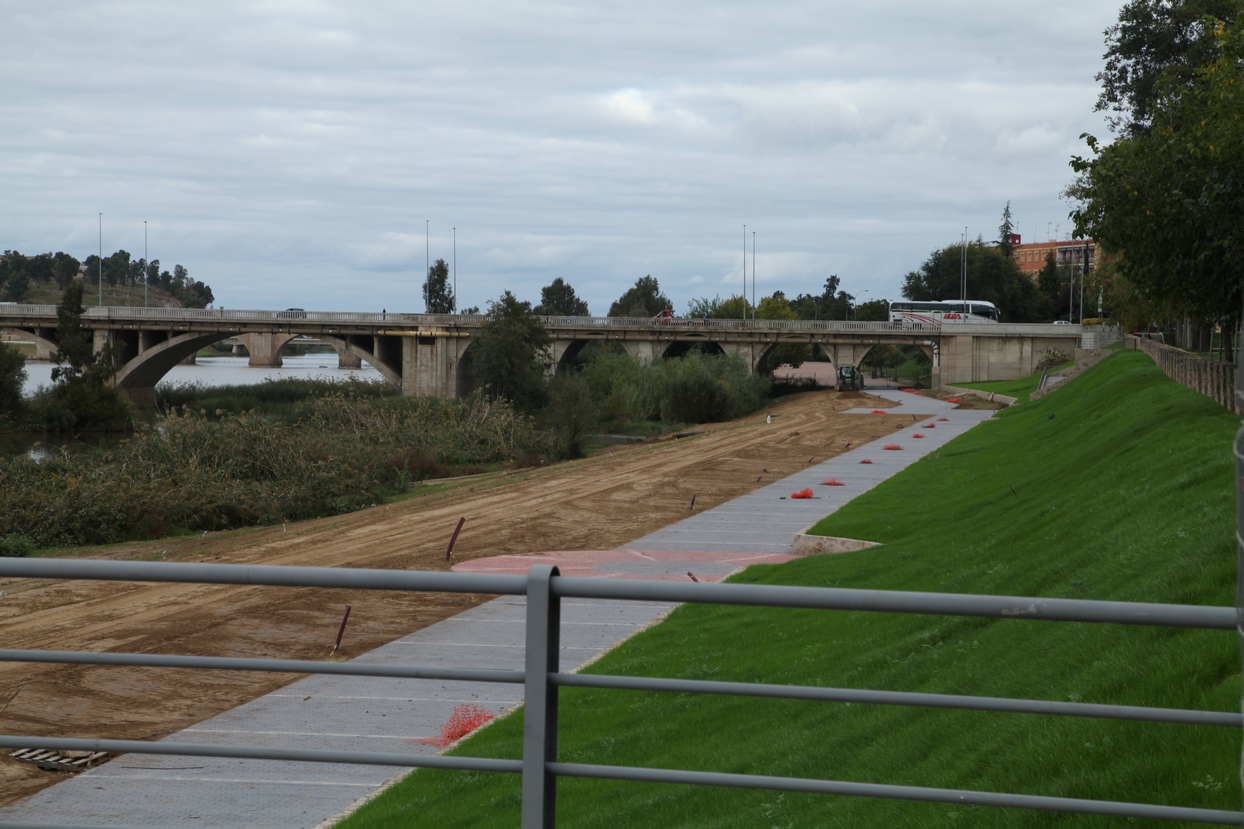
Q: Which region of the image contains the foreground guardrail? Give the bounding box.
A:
[0,558,1237,828]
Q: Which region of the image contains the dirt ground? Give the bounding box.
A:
[0,388,913,806]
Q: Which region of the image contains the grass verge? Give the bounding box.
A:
[342,349,1238,826]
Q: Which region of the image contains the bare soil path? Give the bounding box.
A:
[0,389,905,805]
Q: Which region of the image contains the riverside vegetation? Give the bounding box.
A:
[0,347,771,550]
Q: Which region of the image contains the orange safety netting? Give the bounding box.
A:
[416,704,495,747]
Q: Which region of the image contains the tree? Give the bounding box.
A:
[1095,0,1239,136]
[901,240,1042,322]
[608,275,671,318]
[472,291,550,411]
[0,251,28,302]
[50,281,95,383]
[0,341,26,427]
[1068,11,1243,341]
[755,292,810,370]
[534,277,589,316]
[423,258,455,314]
[997,202,1015,258]
[37,281,132,431]
[688,294,751,319]
[52,252,80,290]
[789,275,853,321]
[854,298,891,321]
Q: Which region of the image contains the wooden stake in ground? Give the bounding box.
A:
[445,517,466,560]
[332,605,352,653]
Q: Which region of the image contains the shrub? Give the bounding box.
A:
[0,534,35,557]
[1037,348,1073,369]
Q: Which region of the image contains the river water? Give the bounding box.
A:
[20,354,384,397]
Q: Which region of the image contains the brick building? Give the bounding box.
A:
[1008,235,1097,278]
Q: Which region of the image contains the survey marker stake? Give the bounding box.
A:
[690,495,697,510]
[332,605,352,653]
[687,571,699,582]
[445,517,466,560]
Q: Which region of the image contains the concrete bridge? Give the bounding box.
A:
[0,305,1083,405]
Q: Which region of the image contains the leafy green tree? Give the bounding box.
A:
[688,294,751,319]
[755,292,810,370]
[546,372,597,458]
[789,275,853,321]
[52,252,80,290]
[472,291,550,411]
[50,281,95,383]
[1069,12,1243,341]
[36,281,132,430]
[534,277,589,316]
[608,275,671,318]
[902,240,1042,322]
[423,258,455,313]
[0,252,28,302]
[997,202,1015,258]
[0,341,26,427]
[854,298,891,321]
[1095,0,1239,136]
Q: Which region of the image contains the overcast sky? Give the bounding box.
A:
[2,1,1121,315]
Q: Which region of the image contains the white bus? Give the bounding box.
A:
[889,300,1001,326]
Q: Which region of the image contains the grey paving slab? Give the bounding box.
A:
[0,390,994,828]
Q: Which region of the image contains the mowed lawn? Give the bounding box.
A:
[338,349,1240,828]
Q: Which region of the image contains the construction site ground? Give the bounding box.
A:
[0,388,958,807]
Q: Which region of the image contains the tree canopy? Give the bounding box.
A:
[1095,0,1240,136]
[471,291,551,411]
[534,277,589,316]
[788,275,854,321]
[997,202,1015,258]
[423,258,455,313]
[608,275,671,318]
[1068,4,1243,333]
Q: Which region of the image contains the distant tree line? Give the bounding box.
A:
[0,249,214,308]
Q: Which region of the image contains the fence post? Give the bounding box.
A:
[522,565,561,828]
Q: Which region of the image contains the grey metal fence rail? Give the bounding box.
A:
[0,557,1238,828]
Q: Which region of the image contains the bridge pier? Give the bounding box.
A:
[401,333,470,398]
[244,333,293,367]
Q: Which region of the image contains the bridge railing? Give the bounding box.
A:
[0,557,1236,828]
[3,305,941,334]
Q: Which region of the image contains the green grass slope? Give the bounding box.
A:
[338,350,1240,828]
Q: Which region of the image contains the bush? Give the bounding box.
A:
[0,534,35,557]
[1037,348,1073,369]
[0,392,545,547]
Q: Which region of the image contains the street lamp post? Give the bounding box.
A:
[144,220,148,307]
[98,213,103,306]
[453,226,457,313]
[425,220,429,313]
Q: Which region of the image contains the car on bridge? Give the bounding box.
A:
[653,309,705,325]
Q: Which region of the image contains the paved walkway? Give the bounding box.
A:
[0,390,995,828]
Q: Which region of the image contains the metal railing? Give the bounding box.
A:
[0,557,1238,828]
[0,304,941,334]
